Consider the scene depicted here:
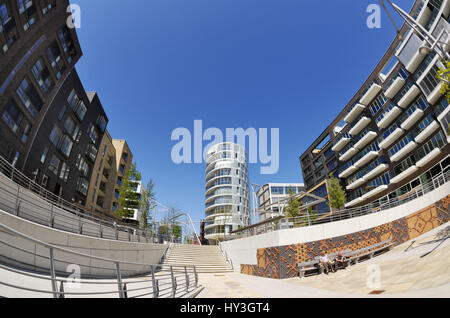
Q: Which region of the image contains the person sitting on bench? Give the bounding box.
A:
[319,251,335,274]
[334,252,347,269]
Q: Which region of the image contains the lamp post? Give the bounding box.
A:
[380,0,450,61]
[250,183,261,225]
[169,212,202,245]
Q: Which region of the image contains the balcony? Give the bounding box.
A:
[401,108,424,130]
[377,106,402,129]
[379,128,404,149]
[344,104,365,123]
[345,197,363,208]
[362,185,389,200]
[416,4,432,27]
[398,85,421,108]
[363,164,389,182]
[354,151,379,168]
[332,136,351,152]
[426,82,443,105]
[390,165,419,184]
[339,165,357,178]
[415,120,440,143]
[339,147,358,162]
[349,117,371,135]
[354,131,378,150]
[346,178,366,190]
[384,77,406,99]
[416,148,442,167]
[360,83,382,106]
[405,41,427,73]
[390,141,418,162]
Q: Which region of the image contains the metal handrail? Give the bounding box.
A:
[235,168,450,238]
[0,154,172,244]
[0,222,199,298]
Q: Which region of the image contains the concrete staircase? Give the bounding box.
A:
[162,244,233,273]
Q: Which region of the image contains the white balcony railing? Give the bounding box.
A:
[332,136,351,152]
[415,120,440,143]
[416,148,442,167]
[379,128,405,149]
[344,104,365,123]
[349,117,371,136]
[384,77,406,99]
[339,165,357,178]
[360,83,382,106]
[339,147,358,162]
[398,85,421,108]
[401,108,424,130]
[390,165,419,184]
[354,151,380,168]
[354,131,378,150]
[377,106,402,129]
[390,141,418,162]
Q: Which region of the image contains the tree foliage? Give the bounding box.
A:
[284,188,300,218]
[437,59,450,104]
[327,173,346,210]
[138,179,155,230]
[116,162,142,218]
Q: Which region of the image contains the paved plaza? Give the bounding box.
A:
[197,223,450,298]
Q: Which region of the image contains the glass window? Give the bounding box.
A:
[40,146,49,164]
[46,41,65,79]
[2,99,24,133]
[16,77,43,117]
[31,58,53,96]
[48,154,61,175]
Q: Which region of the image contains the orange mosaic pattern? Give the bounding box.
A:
[241,195,450,279]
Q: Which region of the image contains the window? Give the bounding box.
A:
[86,144,98,162]
[369,94,388,116]
[41,174,48,188]
[64,116,75,135]
[48,154,61,175]
[40,0,56,15]
[57,105,66,120]
[271,187,284,195]
[49,125,63,147]
[21,123,30,143]
[67,89,87,120]
[57,25,76,63]
[16,77,43,117]
[2,99,24,133]
[59,135,73,157]
[0,3,18,53]
[17,0,38,31]
[40,146,49,164]
[76,155,90,177]
[46,41,65,79]
[87,124,98,144]
[76,177,89,196]
[59,162,70,182]
[31,58,53,96]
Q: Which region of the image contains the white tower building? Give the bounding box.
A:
[204,142,250,243]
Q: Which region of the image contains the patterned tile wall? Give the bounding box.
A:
[241,195,450,279]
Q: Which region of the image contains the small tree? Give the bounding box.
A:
[116,162,142,218]
[138,179,156,230]
[284,188,300,218]
[327,173,346,210]
[437,59,450,103]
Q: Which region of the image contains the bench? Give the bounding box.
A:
[297,239,394,278]
[343,239,393,265]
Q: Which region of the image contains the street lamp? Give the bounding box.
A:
[380,0,450,61]
[169,212,202,245]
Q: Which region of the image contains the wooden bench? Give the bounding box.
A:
[297,239,394,278]
[343,239,393,265]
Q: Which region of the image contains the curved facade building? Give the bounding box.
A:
[300,0,450,212]
[204,143,251,243]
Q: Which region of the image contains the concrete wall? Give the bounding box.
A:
[0,210,168,278]
[221,183,450,268]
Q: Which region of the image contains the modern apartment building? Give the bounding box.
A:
[0,0,109,206]
[300,0,450,212]
[85,128,118,219]
[204,142,251,243]
[256,183,305,221]
[111,139,133,214]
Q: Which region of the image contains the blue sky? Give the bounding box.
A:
[74,0,412,230]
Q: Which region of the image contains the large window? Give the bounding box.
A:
[16,77,43,117]
[17,0,38,31]
[46,41,65,79]
[2,99,24,133]
[67,89,87,120]
[57,25,76,63]
[31,58,53,96]
[76,155,90,177]
[40,0,56,15]
[0,3,18,53]
[76,177,89,196]
[48,154,61,175]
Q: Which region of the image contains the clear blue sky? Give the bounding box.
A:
[74,0,412,230]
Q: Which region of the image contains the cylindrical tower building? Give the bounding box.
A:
[204,142,250,243]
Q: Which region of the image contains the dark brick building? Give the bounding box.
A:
[0,0,108,205]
